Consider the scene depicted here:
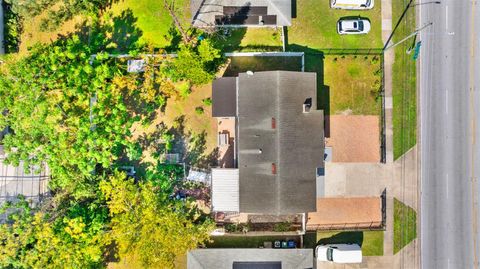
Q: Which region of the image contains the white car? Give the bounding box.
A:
[337,18,371,35]
[315,244,363,264]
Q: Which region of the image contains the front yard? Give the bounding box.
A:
[288,0,383,50]
[392,0,417,159]
[305,54,383,116]
[304,230,384,256]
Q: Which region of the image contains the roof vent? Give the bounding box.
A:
[246,71,254,76]
[303,98,312,113]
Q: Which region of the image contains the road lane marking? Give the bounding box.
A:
[446,90,448,115]
[446,173,449,199]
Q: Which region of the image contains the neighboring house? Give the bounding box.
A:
[191,0,292,28]
[211,71,325,216]
[188,248,313,269]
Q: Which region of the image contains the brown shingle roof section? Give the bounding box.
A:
[237,71,324,214]
[212,77,237,117]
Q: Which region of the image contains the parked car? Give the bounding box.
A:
[331,0,374,10]
[315,244,363,264]
[337,18,371,35]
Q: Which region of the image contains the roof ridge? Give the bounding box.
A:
[266,0,290,26]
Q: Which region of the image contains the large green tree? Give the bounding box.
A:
[0,35,138,195]
[0,196,108,268]
[100,172,214,268]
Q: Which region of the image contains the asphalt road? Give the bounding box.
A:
[420,0,480,268]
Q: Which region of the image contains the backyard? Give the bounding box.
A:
[304,230,384,256]
[393,198,417,254]
[392,0,417,159]
[305,54,383,116]
[287,0,383,50]
[222,55,302,76]
[215,28,283,52]
[206,235,301,248]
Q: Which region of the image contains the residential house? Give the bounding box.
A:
[188,248,313,269]
[211,71,325,217]
[191,0,292,28]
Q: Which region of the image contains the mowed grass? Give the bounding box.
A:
[216,28,283,52]
[109,0,190,48]
[393,198,417,254]
[305,54,382,115]
[288,0,383,50]
[222,56,302,76]
[392,0,417,159]
[305,231,384,256]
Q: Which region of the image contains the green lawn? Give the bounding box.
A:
[393,198,417,254]
[223,56,302,76]
[206,235,301,248]
[392,0,417,159]
[216,28,283,52]
[305,54,382,115]
[109,0,190,49]
[304,231,384,256]
[288,0,382,50]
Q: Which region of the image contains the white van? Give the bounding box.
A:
[331,0,374,10]
[316,244,363,264]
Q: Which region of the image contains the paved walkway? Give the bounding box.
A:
[382,0,394,164]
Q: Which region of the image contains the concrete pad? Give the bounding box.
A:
[385,97,393,109]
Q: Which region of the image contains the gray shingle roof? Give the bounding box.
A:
[192,0,292,27]
[212,77,237,117]
[187,249,314,269]
[236,71,324,214]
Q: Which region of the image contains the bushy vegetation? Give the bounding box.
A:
[2,2,22,53]
[0,7,222,268]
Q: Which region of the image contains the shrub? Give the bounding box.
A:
[195,107,204,115]
[202,98,212,106]
[273,222,291,232]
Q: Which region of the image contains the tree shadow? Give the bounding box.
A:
[110,9,143,52]
[317,231,364,247]
[55,8,143,54]
[164,24,183,52]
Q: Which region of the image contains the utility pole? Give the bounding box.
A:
[384,22,433,51]
[383,0,440,51]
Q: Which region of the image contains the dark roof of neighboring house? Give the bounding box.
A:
[236,71,324,214]
[212,77,237,117]
[192,0,292,27]
[187,249,313,269]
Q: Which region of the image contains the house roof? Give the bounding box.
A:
[235,71,324,214]
[192,0,292,27]
[187,249,313,269]
[212,77,237,117]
